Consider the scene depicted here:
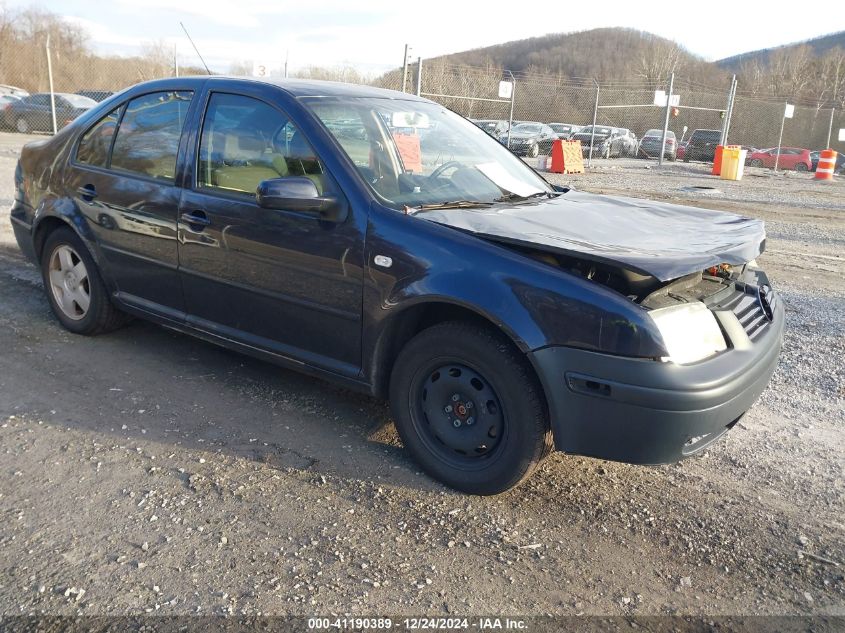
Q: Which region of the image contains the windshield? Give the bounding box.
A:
[550,124,570,133]
[479,121,500,132]
[512,123,541,134]
[577,126,612,135]
[62,94,97,108]
[305,97,551,209]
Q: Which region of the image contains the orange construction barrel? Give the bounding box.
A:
[815,149,837,181]
[712,145,724,175]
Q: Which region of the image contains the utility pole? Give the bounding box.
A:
[173,43,179,77]
[658,72,674,167]
[721,74,736,145]
[284,50,289,78]
[401,44,410,93]
[415,57,422,96]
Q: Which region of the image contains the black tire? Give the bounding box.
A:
[750,159,763,168]
[389,321,552,495]
[794,163,808,172]
[16,117,30,134]
[527,143,539,158]
[40,227,127,335]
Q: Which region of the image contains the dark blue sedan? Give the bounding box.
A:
[9,77,783,494]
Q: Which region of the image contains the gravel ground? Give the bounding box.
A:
[0,132,843,619]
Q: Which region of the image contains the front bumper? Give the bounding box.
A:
[529,286,784,465]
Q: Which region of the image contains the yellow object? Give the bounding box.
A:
[719,145,747,181]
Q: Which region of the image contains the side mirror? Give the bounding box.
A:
[256,177,347,223]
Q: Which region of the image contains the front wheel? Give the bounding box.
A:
[16,117,30,133]
[389,322,552,495]
[527,143,539,158]
[795,163,808,172]
[750,159,763,168]
[41,227,127,335]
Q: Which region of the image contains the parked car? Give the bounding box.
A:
[809,150,845,173]
[10,77,784,495]
[638,129,677,160]
[570,126,637,158]
[748,147,812,171]
[548,123,582,139]
[676,140,688,161]
[76,90,115,102]
[0,94,22,127]
[4,93,97,133]
[474,119,509,138]
[0,83,29,97]
[498,122,557,157]
[683,129,722,162]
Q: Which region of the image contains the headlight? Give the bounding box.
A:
[648,301,727,364]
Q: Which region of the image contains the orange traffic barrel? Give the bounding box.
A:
[815,149,837,180]
[712,145,724,175]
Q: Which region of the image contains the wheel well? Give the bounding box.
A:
[33,217,70,259]
[370,302,527,399]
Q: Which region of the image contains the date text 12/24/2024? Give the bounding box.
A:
[307,617,528,630]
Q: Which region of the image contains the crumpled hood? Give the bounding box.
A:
[420,189,766,282]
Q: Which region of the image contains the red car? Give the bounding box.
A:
[676,141,687,161]
[748,147,812,171]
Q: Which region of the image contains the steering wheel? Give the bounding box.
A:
[429,160,466,182]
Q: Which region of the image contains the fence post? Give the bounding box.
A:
[774,101,787,171]
[416,57,422,97]
[45,34,58,135]
[724,77,737,144]
[401,44,409,93]
[658,72,674,167]
[588,80,599,167]
[827,108,835,148]
[506,71,515,150]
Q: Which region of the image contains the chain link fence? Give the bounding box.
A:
[2,31,843,173]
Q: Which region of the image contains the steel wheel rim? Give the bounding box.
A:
[48,245,90,321]
[412,361,506,467]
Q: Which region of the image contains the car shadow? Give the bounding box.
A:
[0,242,443,494]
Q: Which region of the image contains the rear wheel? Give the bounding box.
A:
[16,117,29,134]
[390,322,552,495]
[40,227,127,335]
[795,163,808,172]
[750,159,763,168]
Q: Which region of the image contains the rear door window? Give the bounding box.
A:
[110,91,193,182]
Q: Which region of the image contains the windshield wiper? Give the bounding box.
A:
[493,191,561,203]
[404,200,493,215]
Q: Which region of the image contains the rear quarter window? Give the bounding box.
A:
[76,106,122,168]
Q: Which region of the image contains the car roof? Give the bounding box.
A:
[133,75,431,102]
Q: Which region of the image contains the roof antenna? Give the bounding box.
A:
[180,21,212,75]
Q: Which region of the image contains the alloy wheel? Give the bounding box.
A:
[48,244,91,320]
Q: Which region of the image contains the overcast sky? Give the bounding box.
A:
[8,0,843,75]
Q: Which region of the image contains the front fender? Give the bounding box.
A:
[362,205,666,372]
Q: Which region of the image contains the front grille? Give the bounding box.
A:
[713,283,777,340]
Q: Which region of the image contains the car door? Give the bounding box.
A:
[176,88,365,376]
[64,89,196,317]
[23,95,50,131]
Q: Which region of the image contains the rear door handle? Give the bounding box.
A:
[77,184,97,201]
[180,210,211,228]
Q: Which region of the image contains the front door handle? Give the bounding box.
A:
[77,184,97,201]
[180,210,211,228]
